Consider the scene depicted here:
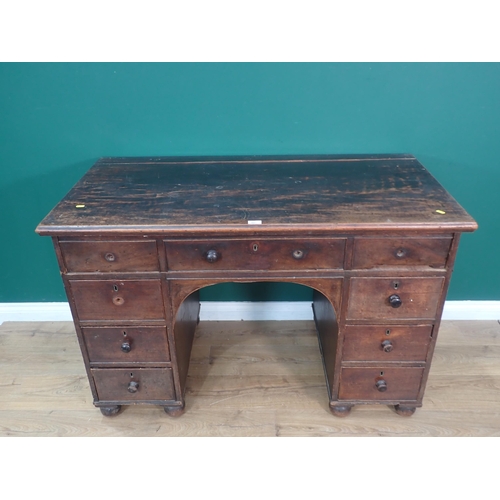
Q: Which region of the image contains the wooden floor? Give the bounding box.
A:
[0,319,499,436]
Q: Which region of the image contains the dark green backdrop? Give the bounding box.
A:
[1,63,497,302]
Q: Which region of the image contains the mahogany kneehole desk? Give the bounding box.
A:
[36,155,477,418]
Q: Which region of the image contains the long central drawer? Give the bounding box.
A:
[164,238,346,271]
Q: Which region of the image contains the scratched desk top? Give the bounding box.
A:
[36,154,477,235]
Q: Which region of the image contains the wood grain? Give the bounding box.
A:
[342,325,432,362]
[59,240,159,272]
[69,279,165,321]
[1,320,499,436]
[165,238,346,271]
[347,277,445,320]
[352,237,452,269]
[35,155,478,416]
[82,326,170,365]
[35,155,478,234]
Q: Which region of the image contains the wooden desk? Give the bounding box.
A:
[36,155,477,417]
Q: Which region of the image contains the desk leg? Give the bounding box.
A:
[329,404,352,417]
[394,404,417,417]
[164,402,186,417]
[100,405,122,417]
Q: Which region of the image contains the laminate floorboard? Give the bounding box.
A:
[1,320,499,437]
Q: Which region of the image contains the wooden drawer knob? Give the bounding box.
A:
[127,381,139,393]
[292,249,304,259]
[104,252,116,262]
[375,379,387,392]
[381,340,393,352]
[388,294,402,308]
[205,249,219,263]
[112,296,125,306]
[395,248,407,258]
[121,341,131,353]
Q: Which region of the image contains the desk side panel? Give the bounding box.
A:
[313,289,339,398]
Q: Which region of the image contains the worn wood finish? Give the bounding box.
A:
[342,325,433,362]
[165,238,346,271]
[82,326,170,365]
[36,155,477,234]
[352,237,452,269]
[171,290,200,402]
[312,289,339,398]
[347,277,445,321]
[35,155,477,417]
[91,367,175,402]
[69,279,164,321]
[60,240,159,272]
[338,367,425,401]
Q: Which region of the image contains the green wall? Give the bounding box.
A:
[1,63,498,302]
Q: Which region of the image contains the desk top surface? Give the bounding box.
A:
[37,155,477,235]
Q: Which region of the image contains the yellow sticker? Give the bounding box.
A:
[435,209,446,214]
[75,204,85,208]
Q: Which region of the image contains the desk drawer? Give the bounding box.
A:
[92,368,175,401]
[83,327,170,364]
[352,237,451,269]
[60,240,159,272]
[339,367,424,401]
[342,325,432,362]
[347,277,444,321]
[69,279,164,321]
[165,238,345,271]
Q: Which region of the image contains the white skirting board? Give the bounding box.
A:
[0,301,499,324]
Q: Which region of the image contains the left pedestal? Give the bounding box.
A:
[54,237,198,417]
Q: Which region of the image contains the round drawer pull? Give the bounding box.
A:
[104,252,116,262]
[121,341,131,353]
[112,296,125,306]
[388,294,402,308]
[127,381,139,393]
[292,249,304,260]
[395,248,406,258]
[375,379,387,392]
[205,249,219,263]
[381,340,393,352]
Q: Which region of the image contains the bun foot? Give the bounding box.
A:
[394,404,417,417]
[164,403,185,417]
[330,404,353,417]
[100,405,122,417]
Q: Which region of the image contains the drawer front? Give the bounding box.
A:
[339,367,424,401]
[352,237,451,269]
[347,277,445,320]
[60,240,159,272]
[165,238,345,271]
[342,325,432,362]
[69,279,164,321]
[83,327,170,364]
[92,368,175,401]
